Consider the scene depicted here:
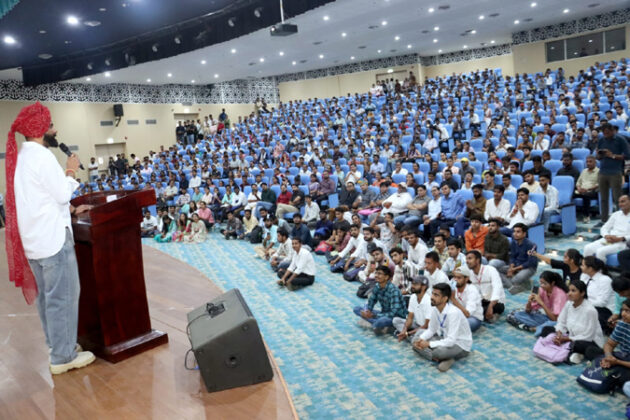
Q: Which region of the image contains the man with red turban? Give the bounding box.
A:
[5,101,95,374]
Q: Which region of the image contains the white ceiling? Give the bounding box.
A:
[0,0,624,85]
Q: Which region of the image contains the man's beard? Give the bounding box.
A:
[43,133,58,148]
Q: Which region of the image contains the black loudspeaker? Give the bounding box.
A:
[187,289,274,392]
[113,104,124,117]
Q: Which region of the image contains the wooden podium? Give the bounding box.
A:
[71,189,168,363]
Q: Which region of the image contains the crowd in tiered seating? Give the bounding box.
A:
[75,60,630,391]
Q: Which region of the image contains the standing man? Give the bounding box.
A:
[597,123,630,222]
[5,102,95,374]
[88,157,99,182]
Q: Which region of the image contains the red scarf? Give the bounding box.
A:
[5,102,52,304]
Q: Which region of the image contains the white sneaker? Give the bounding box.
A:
[50,351,96,375]
[569,353,584,364]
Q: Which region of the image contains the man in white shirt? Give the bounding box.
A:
[466,250,506,322]
[382,182,413,216]
[140,210,158,237]
[394,275,431,343]
[413,283,473,372]
[303,195,320,228]
[450,266,484,332]
[88,157,99,181]
[584,195,630,261]
[230,185,247,213]
[7,102,95,374]
[270,229,293,272]
[503,188,540,234]
[277,237,316,290]
[534,173,559,232]
[329,224,364,272]
[484,185,511,225]
[244,183,261,212]
[423,251,450,288]
[442,238,467,277]
[188,169,202,189]
[405,230,429,275]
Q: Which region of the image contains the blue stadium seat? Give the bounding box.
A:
[550,176,576,235]
[528,193,546,253]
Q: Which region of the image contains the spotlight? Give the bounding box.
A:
[104,71,111,77]
[152,43,159,52]
[227,17,236,27]
[174,35,182,44]
[254,7,263,18]
[167,73,172,77]
[104,57,111,66]
[3,35,16,44]
[67,15,79,25]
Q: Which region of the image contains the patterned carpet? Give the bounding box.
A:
[146,221,626,420]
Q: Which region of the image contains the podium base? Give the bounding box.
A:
[80,329,169,363]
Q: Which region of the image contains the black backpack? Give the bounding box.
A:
[249,226,264,244]
[357,279,376,299]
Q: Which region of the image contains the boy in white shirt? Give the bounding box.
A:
[451,267,484,332]
[413,283,473,372]
[394,275,432,343]
[277,237,316,291]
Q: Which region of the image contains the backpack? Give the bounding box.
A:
[577,356,623,394]
[357,278,376,299]
[532,334,571,364]
[249,226,263,244]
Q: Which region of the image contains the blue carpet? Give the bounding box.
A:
[146,224,625,419]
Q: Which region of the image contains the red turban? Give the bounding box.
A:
[5,101,52,304]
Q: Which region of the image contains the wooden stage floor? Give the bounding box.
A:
[0,230,297,420]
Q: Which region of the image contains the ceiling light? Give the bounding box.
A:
[107,138,114,144]
[377,49,382,53]
[104,58,111,66]
[433,38,438,43]
[381,20,387,26]
[104,72,111,77]
[394,35,400,41]
[428,7,435,13]
[259,57,265,62]
[38,53,53,59]
[350,56,355,60]
[64,40,71,44]
[201,60,206,64]
[479,15,484,20]
[323,15,329,21]
[471,30,476,34]
[407,44,412,49]
[84,20,101,27]
[174,35,182,44]
[341,32,347,37]
[184,108,190,113]
[146,78,151,82]
[387,69,393,73]
[588,39,593,43]
[463,45,468,49]
[319,54,324,59]
[99,8,106,12]
[253,7,263,18]
[231,48,236,54]
[191,80,195,83]
[563,8,569,13]
[292,61,296,65]
[86,77,91,81]
[67,16,79,25]
[39,29,46,34]
[434,26,439,31]
[438,49,442,53]
[167,73,172,77]
[531,2,537,6]
[279,51,284,56]
[490,40,495,44]
[227,17,236,27]
[514,19,520,24]
[3,35,16,44]
[214,74,219,78]
[152,43,158,52]
[86,62,93,70]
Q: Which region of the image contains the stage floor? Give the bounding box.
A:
[0,230,297,420]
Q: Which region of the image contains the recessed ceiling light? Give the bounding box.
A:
[471,30,477,34]
[191,80,195,83]
[279,51,284,56]
[86,77,91,81]
[201,60,206,64]
[394,35,400,41]
[3,35,16,44]
[588,39,593,43]
[463,45,468,49]
[104,72,111,77]
[214,74,219,78]
[428,7,435,13]
[146,78,151,82]
[514,19,520,24]
[433,38,438,43]
[231,48,236,54]
[531,2,537,7]
[350,56,355,60]
[407,44,412,49]
[64,40,71,44]
[490,40,495,44]
[387,69,393,73]
[342,32,347,37]
[438,49,442,53]
[39,29,46,34]
[479,15,485,20]
[38,53,53,59]
[259,57,265,62]
[381,20,387,26]
[319,54,324,59]
[67,16,79,25]
[84,20,101,27]
[323,15,329,21]
[434,26,439,31]
[292,60,296,65]
[377,49,382,53]
[563,8,569,13]
[99,8,106,12]
[167,73,172,77]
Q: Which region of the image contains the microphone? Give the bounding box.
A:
[59,143,84,170]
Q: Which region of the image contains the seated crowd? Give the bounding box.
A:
[74,61,630,391]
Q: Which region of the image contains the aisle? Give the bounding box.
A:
[146,224,623,420]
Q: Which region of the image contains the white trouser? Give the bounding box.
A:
[583,238,626,261]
